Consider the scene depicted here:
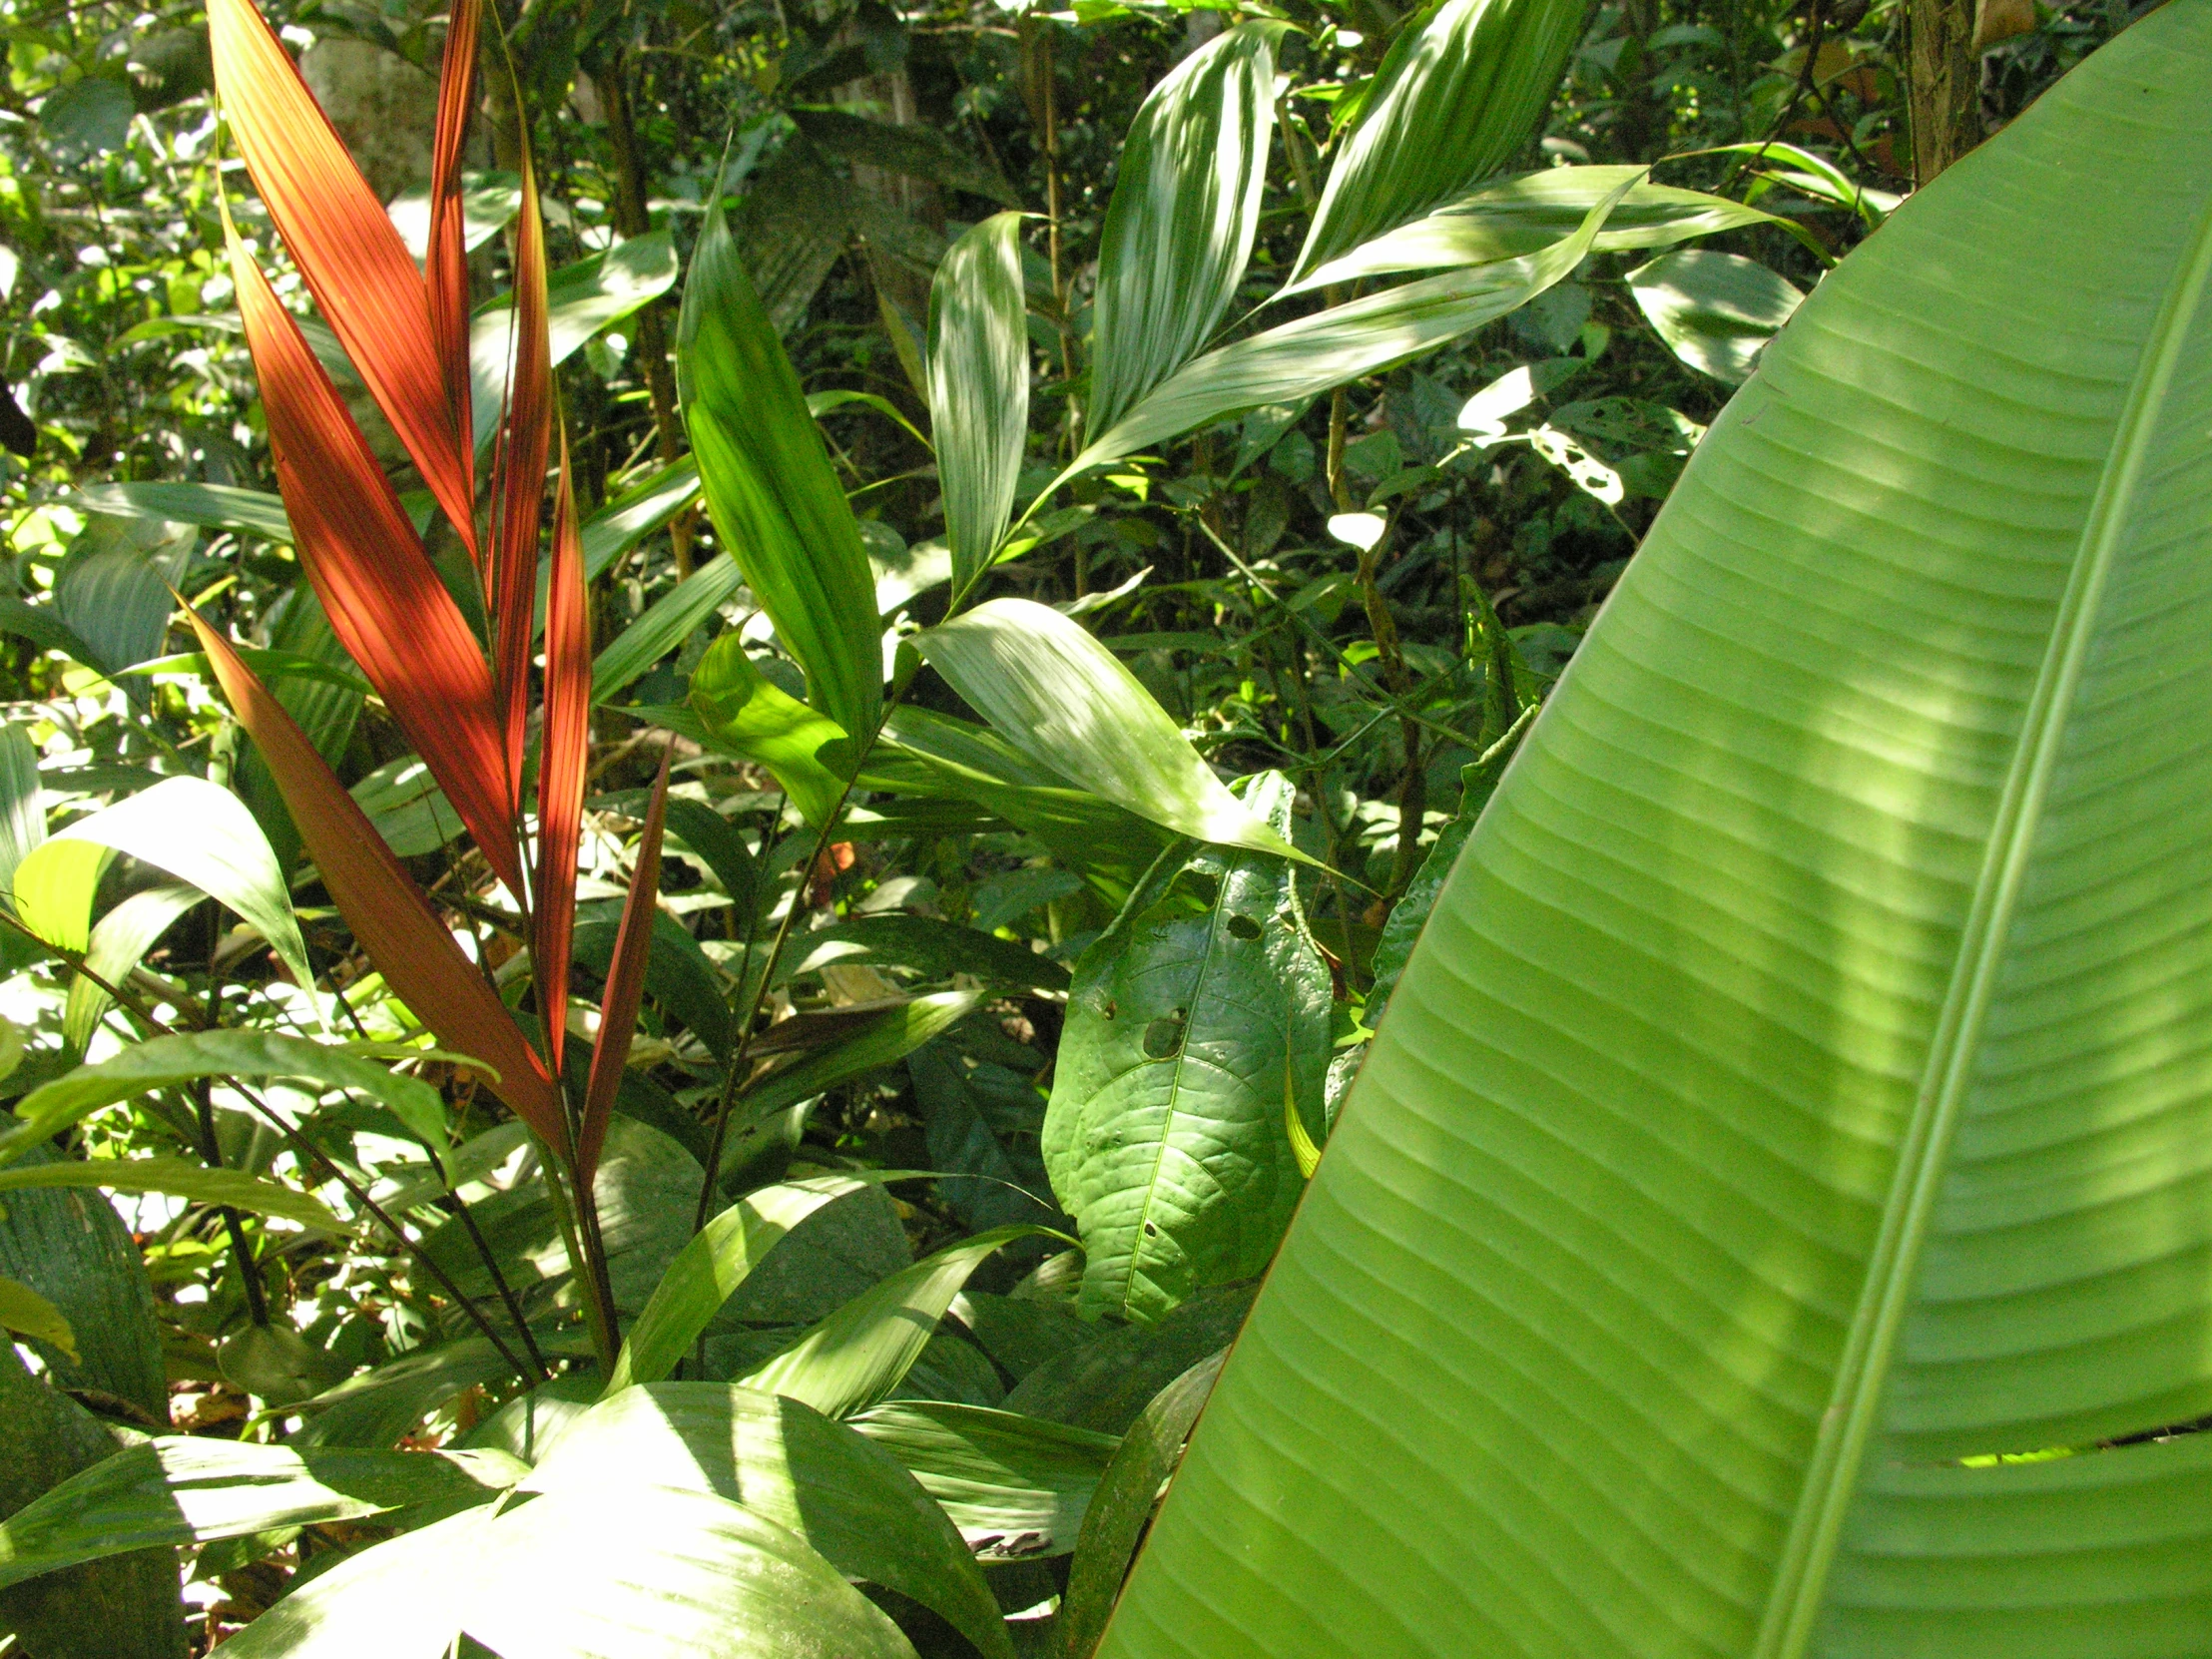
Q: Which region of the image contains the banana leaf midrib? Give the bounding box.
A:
[1749,174,2212,1659]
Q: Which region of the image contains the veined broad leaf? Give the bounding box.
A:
[0,1158,340,1232]
[206,1504,487,1659]
[1044,774,1331,1323]
[68,481,293,544]
[1102,11,2212,1655]
[1088,22,1279,439]
[726,990,987,1161]
[1289,0,1587,286]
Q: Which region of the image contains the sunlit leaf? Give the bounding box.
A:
[929,213,1030,601]
[1627,248,1808,383]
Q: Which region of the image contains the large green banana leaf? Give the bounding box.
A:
[1103,8,2212,1657]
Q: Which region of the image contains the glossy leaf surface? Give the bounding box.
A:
[1104,12,2212,1655]
[527,1382,1013,1659]
[1628,248,1808,384]
[677,199,882,740]
[1289,0,1586,284]
[1088,23,1278,437]
[918,599,1297,860]
[930,214,1030,600]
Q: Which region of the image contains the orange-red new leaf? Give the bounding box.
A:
[426,0,481,486]
[208,0,477,554]
[492,149,553,803]
[577,755,668,1185]
[533,435,591,1080]
[185,607,569,1152]
[224,222,526,899]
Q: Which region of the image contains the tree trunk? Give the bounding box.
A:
[1906,0,1981,186]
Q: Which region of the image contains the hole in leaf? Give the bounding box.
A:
[1143,1012,1187,1059]
[1226,913,1262,940]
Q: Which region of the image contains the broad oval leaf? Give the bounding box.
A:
[930,213,1031,602]
[1289,0,1586,286]
[677,197,883,741]
[1088,23,1279,438]
[1628,247,1807,384]
[917,599,1299,861]
[1103,12,2212,1655]
[1044,774,1331,1323]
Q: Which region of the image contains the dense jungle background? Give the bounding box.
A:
[0,0,2166,1649]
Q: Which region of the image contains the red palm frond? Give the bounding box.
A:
[533,435,592,1079]
[577,755,669,1185]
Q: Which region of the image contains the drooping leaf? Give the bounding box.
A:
[1044,774,1330,1323]
[65,883,200,1051]
[461,1482,919,1659]
[1102,14,2212,1655]
[1088,23,1279,437]
[687,634,852,827]
[918,599,1299,861]
[738,1226,1057,1418]
[1627,248,1808,383]
[1289,0,1588,285]
[570,897,733,1061]
[526,1382,1014,1659]
[1002,1282,1255,1436]
[575,457,701,589]
[658,798,757,915]
[929,213,1031,601]
[183,614,566,1145]
[847,1400,1118,1558]
[67,482,293,544]
[13,776,315,1014]
[4,1033,447,1178]
[869,707,1176,904]
[206,0,475,543]
[908,1045,1065,1233]
[0,1439,522,1592]
[205,1506,485,1658]
[0,1158,337,1231]
[1289,164,1799,294]
[1066,178,1633,480]
[677,196,882,741]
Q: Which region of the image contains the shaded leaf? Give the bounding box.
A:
[1627,248,1807,383]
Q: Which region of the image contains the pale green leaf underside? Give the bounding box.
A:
[1106,9,2212,1658]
